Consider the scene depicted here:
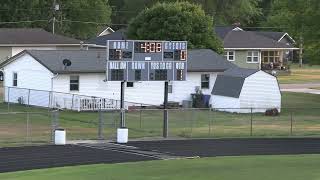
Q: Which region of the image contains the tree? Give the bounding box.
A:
[110,0,262,28]
[191,0,262,26]
[0,0,112,40]
[265,0,320,65]
[127,1,223,53]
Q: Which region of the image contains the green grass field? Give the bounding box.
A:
[1,155,320,180]
[278,64,320,84]
[1,92,320,146]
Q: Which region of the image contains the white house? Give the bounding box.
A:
[0,49,235,110]
[211,68,281,113]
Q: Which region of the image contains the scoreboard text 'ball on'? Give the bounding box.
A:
[106,40,188,82]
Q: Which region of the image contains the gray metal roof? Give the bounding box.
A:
[222,67,259,78]
[211,67,259,98]
[1,49,234,73]
[223,30,294,49]
[0,28,83,45]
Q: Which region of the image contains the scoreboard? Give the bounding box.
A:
[106,40,187,81]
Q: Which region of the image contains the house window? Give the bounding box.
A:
[262,51,280,63]
[135,70,141,81]
[126,82,134,87]
[111,69,124,80]
[201,74,210,89]
[13,72,18,87]
[224,51,235,61]
[70,75,79,91]
[247,51,259,63]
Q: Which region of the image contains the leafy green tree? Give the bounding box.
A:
[265,0,320,65]
[191,0,262,26]
[0,0,112,40]
[127,1,223,53]
[110,0,262,28]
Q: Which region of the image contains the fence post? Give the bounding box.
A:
[250,108,253,136]
[98,110,104,140]
[190,108,194,138]
[208,108,211,136]
[27,89,30,107]
[7,87,10,112]
[290,111,293,136]
[139,108,142,129]
[26,112,30,144]
[71,94,75,110]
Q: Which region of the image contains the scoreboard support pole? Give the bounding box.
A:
[120,81,126,128]
[163,81,169,138]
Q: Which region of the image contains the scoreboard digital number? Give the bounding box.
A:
[106,40,187,81]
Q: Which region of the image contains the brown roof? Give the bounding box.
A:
[0,28,82,45]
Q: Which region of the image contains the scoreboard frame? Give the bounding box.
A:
[106,40,188,82]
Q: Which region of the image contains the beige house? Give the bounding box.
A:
[215,26,299,71]
[0,28,95,64]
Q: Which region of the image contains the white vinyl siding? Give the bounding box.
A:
[52,72,218,106]
[3,54,53,90]
[210,71,281,113]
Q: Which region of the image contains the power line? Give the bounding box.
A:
[0,20,48,24]
[58,20,127,26]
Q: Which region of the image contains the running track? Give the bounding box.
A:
[1,138,320,173]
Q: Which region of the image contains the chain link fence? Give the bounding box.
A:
[2,86,151,112]
[1,107,320,147]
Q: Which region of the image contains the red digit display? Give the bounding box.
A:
[180,50,186,60]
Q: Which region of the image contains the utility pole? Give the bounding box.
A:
[299,35,303,68]
[52,0,59,34]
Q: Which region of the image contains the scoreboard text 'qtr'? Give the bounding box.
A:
[106,40,187,81]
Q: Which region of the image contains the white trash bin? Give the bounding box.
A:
[117,128,128,143]
[54,129,66,145]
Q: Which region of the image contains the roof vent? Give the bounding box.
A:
[62,59,72,70]
[80,41,84,50]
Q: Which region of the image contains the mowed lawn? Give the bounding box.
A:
[278,64,320,84]
[1,155,320,180]
[1,92,320,146]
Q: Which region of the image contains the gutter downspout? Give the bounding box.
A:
[51,73,59,92]
[50,73,59,108]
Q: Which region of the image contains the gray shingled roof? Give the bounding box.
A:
[1,49,234,73]
[211,67,259,98]
[0,28,83,45]
[223,31,294,49]
[187,49,236,72]
[253,31,285,41]
[86,29,127,46]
